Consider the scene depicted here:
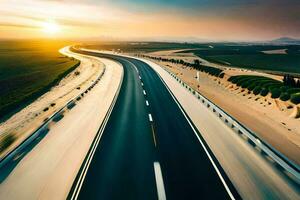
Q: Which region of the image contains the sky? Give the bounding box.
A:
[0,0,299,41]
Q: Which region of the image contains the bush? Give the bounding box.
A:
[236,79,244,86]
[280,92,290,101]
[247,83,257,91]
[267,84,282,91]
[280,86,290,92]
[260,88,269,96]
[200,65,223,77]
[229,77,239,84]
[271,88,281,98]
[75,71,80,76]
[253,86,262,95]
[287,88,300,95]
[291,93,300,104]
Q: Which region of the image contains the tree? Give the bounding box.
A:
[194,59,200,66]
[297,79,300,88]
[283,74,297,87]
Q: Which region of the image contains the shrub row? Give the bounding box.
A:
[198,65,223,77]
[228,75,300,104]
[291,93,300,104]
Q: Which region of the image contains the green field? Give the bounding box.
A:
[0,40,79,121]
[84,42,300,74]
[81,42,207,53]
[179,44,300,74]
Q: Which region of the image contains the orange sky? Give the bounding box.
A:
[0,0,299,41]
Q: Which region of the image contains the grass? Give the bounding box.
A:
[180,44,300,74]
[0,40,79,121]
[228,75,300,103]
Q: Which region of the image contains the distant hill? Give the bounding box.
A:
[270,37,300,45]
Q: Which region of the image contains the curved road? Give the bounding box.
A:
[69,50,240,200]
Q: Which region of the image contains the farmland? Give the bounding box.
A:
[0,40,79,121]
[180,44,300,74]
[81,42,208,53]
[84,42,300,74]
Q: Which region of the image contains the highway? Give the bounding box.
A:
[69,50,240,200]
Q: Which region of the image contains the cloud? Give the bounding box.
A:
[0,0,299,40]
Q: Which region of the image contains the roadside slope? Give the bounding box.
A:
[0,46,101,159]
[0,49,123,199]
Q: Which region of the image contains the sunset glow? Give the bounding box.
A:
[0,0,299,41]
[42,20,60,35]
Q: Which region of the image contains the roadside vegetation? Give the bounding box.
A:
[228,74,300,104]
[80,42,208,53]
[0,40,79,121]
[141,55,224,78]
[179,44,300,74]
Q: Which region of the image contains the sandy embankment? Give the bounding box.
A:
[0,46,102,159]
[0,49,123,199]
[143,49,300,165]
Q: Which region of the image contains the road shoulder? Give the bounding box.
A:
[0,49,123,199]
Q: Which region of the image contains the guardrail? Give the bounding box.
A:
[162,66,300,185]
[0,62,106,169]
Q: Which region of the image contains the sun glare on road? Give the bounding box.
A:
[42,20,60,34]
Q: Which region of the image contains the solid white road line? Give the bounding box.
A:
[154,162,166,200]
[156,72,236,200]
[146,100,149,106]
[148,113,153,122]
[70,59,124,200]
[71,102,112,200]
[143,90,146,95]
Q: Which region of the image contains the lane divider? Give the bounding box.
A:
[143,90,147,96]
[151,124,157,147]
[148,113,153,122]
[154,162,167,200]
[154,69,236,200]
[146,100,149,106]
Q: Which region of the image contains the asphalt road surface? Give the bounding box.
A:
[69,50,240,200]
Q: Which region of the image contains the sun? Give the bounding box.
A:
[42,20,60,34]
